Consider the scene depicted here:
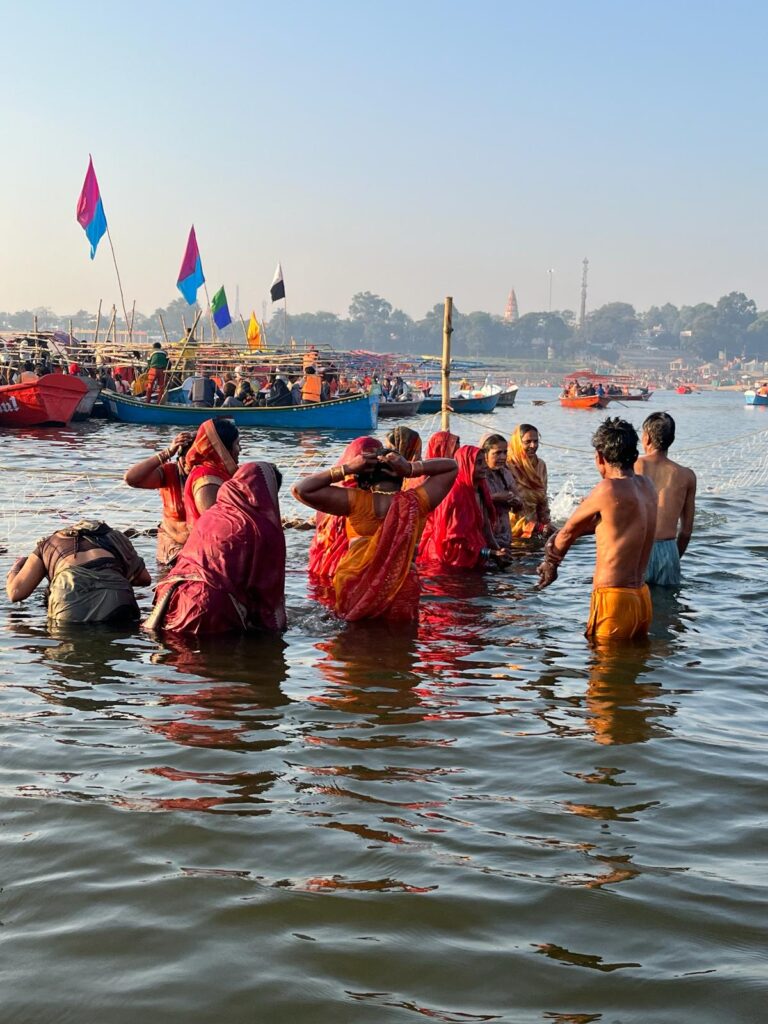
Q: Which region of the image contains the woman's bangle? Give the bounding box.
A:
[481,547,490,559]
[329,465,344,483]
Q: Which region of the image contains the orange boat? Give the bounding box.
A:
[0,374,88,428]
[559,393,610,409]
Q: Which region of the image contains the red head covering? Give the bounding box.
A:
[183,419,239,522]
[308,436,380,581]
[155,462,286,634]
[417,445,493,570]
[425,430,460,460]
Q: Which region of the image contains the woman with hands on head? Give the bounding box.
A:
[124,430,194,567]
[293,441,457,622]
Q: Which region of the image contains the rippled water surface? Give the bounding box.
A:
[1,390,766,1022]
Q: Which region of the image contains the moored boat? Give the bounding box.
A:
[676,385,693,395]
[418,390,501,415]
[72,377,103,421]
[378,397,424,418]
[745,389,768,406]
[496,385,518,407]
[103,390,380,430]
[0,374,88,427]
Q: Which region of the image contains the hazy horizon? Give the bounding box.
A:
[1,0,766,321]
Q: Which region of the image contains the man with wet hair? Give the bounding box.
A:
[635,412,696,586]
[537,417,657,641]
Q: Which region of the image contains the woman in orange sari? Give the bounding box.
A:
[507,423,553,539]
[307,436,380,582]
[183,417,241,524]
[124,431,194,566]
[293,443,457,622]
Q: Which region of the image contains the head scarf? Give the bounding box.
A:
[425,430,460,460]
[507,424,548,527]
[308,436,380,581]
[386,426,422,461]
[185,419,238,478]
[156,462,286,633]
[417,445,493,571]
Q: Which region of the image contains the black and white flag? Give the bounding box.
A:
[270,263,285,302]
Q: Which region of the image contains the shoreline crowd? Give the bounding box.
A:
[5,409,696,646]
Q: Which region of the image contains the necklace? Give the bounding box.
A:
[370,486,397,495]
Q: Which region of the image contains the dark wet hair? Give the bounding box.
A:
[212,417,239,452]
[591,417,639,470]
[643,411,675,452]
[481,433,507,450]
[152,341,162,350]
[355,448,403,492]
[273,467,283,490]
[518,423,539,437]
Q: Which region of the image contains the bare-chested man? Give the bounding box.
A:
[537,417,657,641]
[634,412,696,587]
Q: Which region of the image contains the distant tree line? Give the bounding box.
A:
[3,290,767,361]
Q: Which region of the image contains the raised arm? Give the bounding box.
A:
[678,469,697,557]
[291,450,379,516]
[124,432,192,489]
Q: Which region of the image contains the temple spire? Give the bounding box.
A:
[504,288,519,323]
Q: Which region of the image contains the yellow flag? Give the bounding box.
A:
[247,311,262,351]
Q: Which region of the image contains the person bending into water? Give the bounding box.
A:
[481,433,523,549]
[183,418,241,524]
[294,443,457,622]
[507,423,553,539]
[307,437,382,584]
[634,412,696,586]
[146,463,286,636]
[6,520,150,624]
[417,445,506,571]
[124,431,194,566]
[537,417,657,642]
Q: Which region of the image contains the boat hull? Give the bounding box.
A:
[496,387,518,406]
[378,399,424,418]
[745,391,768,406]
[103,391,380,430]
[418,392,501,414]
[559,395,610,409]
[72,378,103,421]
[0,374,88,427]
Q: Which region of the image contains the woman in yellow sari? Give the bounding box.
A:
[293,442,457,622]
[507,423,553,539]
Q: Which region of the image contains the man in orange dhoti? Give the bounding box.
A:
[536,417,657,642]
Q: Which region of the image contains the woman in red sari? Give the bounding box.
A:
[294,443,457,622]
[307,436,380,582]
[124,431,194,566]
[183,418,241,523]
[146,462,286,636]
[406,429,459,489]
[417,445,504,571]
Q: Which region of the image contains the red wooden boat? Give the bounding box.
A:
[0,374,88,427]
[676,384,693,395]
[559,393,610,409]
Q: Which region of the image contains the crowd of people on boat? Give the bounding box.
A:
[6,412,696,647]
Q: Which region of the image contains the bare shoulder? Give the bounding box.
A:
[636,473,657,496]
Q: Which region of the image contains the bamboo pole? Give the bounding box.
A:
[33,314,38,335]
[105,226,131,339]
[158,314,170,346]
[239,314,250,347]
[94,299,103,346]
[182,314,188,334]
[105,307,117,350]
[129,300,136,345]
[203,283,217,346]
[160,309,202,402]
[68,318,73,347]
[441,296,453,432]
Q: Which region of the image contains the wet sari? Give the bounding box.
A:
[147,463,286,636]
[406,429,459,489]
[183,419,238,523]
[417,446,495,571]
[307,436,380,582]
[386,426,422,461]
[507,426,550,538]
[157,461,189,565]
[333,486,431,622]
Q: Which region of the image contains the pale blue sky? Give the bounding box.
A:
[1,0,766,320]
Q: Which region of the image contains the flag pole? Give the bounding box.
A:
[441,296,453,432]
[105,227,131,344]
[239,314,250,347]
[94,299,102,346]
[203,283,217,343]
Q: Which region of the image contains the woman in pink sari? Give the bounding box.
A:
[146,462,286,636]
[183,418,241,524]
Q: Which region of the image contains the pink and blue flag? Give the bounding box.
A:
[177,226,205,305]
[76,156,107,259]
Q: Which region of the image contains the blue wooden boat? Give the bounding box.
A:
[745,390,768,406]
[418,391,501,415]
[103,391,380,430]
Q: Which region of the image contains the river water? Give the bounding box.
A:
[0,390,766,1023]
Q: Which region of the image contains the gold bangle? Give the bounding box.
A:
[329,466,343,482]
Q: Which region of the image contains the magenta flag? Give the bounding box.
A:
[76,156,107,259]
[177,226,205,304]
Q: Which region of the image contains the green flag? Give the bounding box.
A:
[211,286,232,329]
